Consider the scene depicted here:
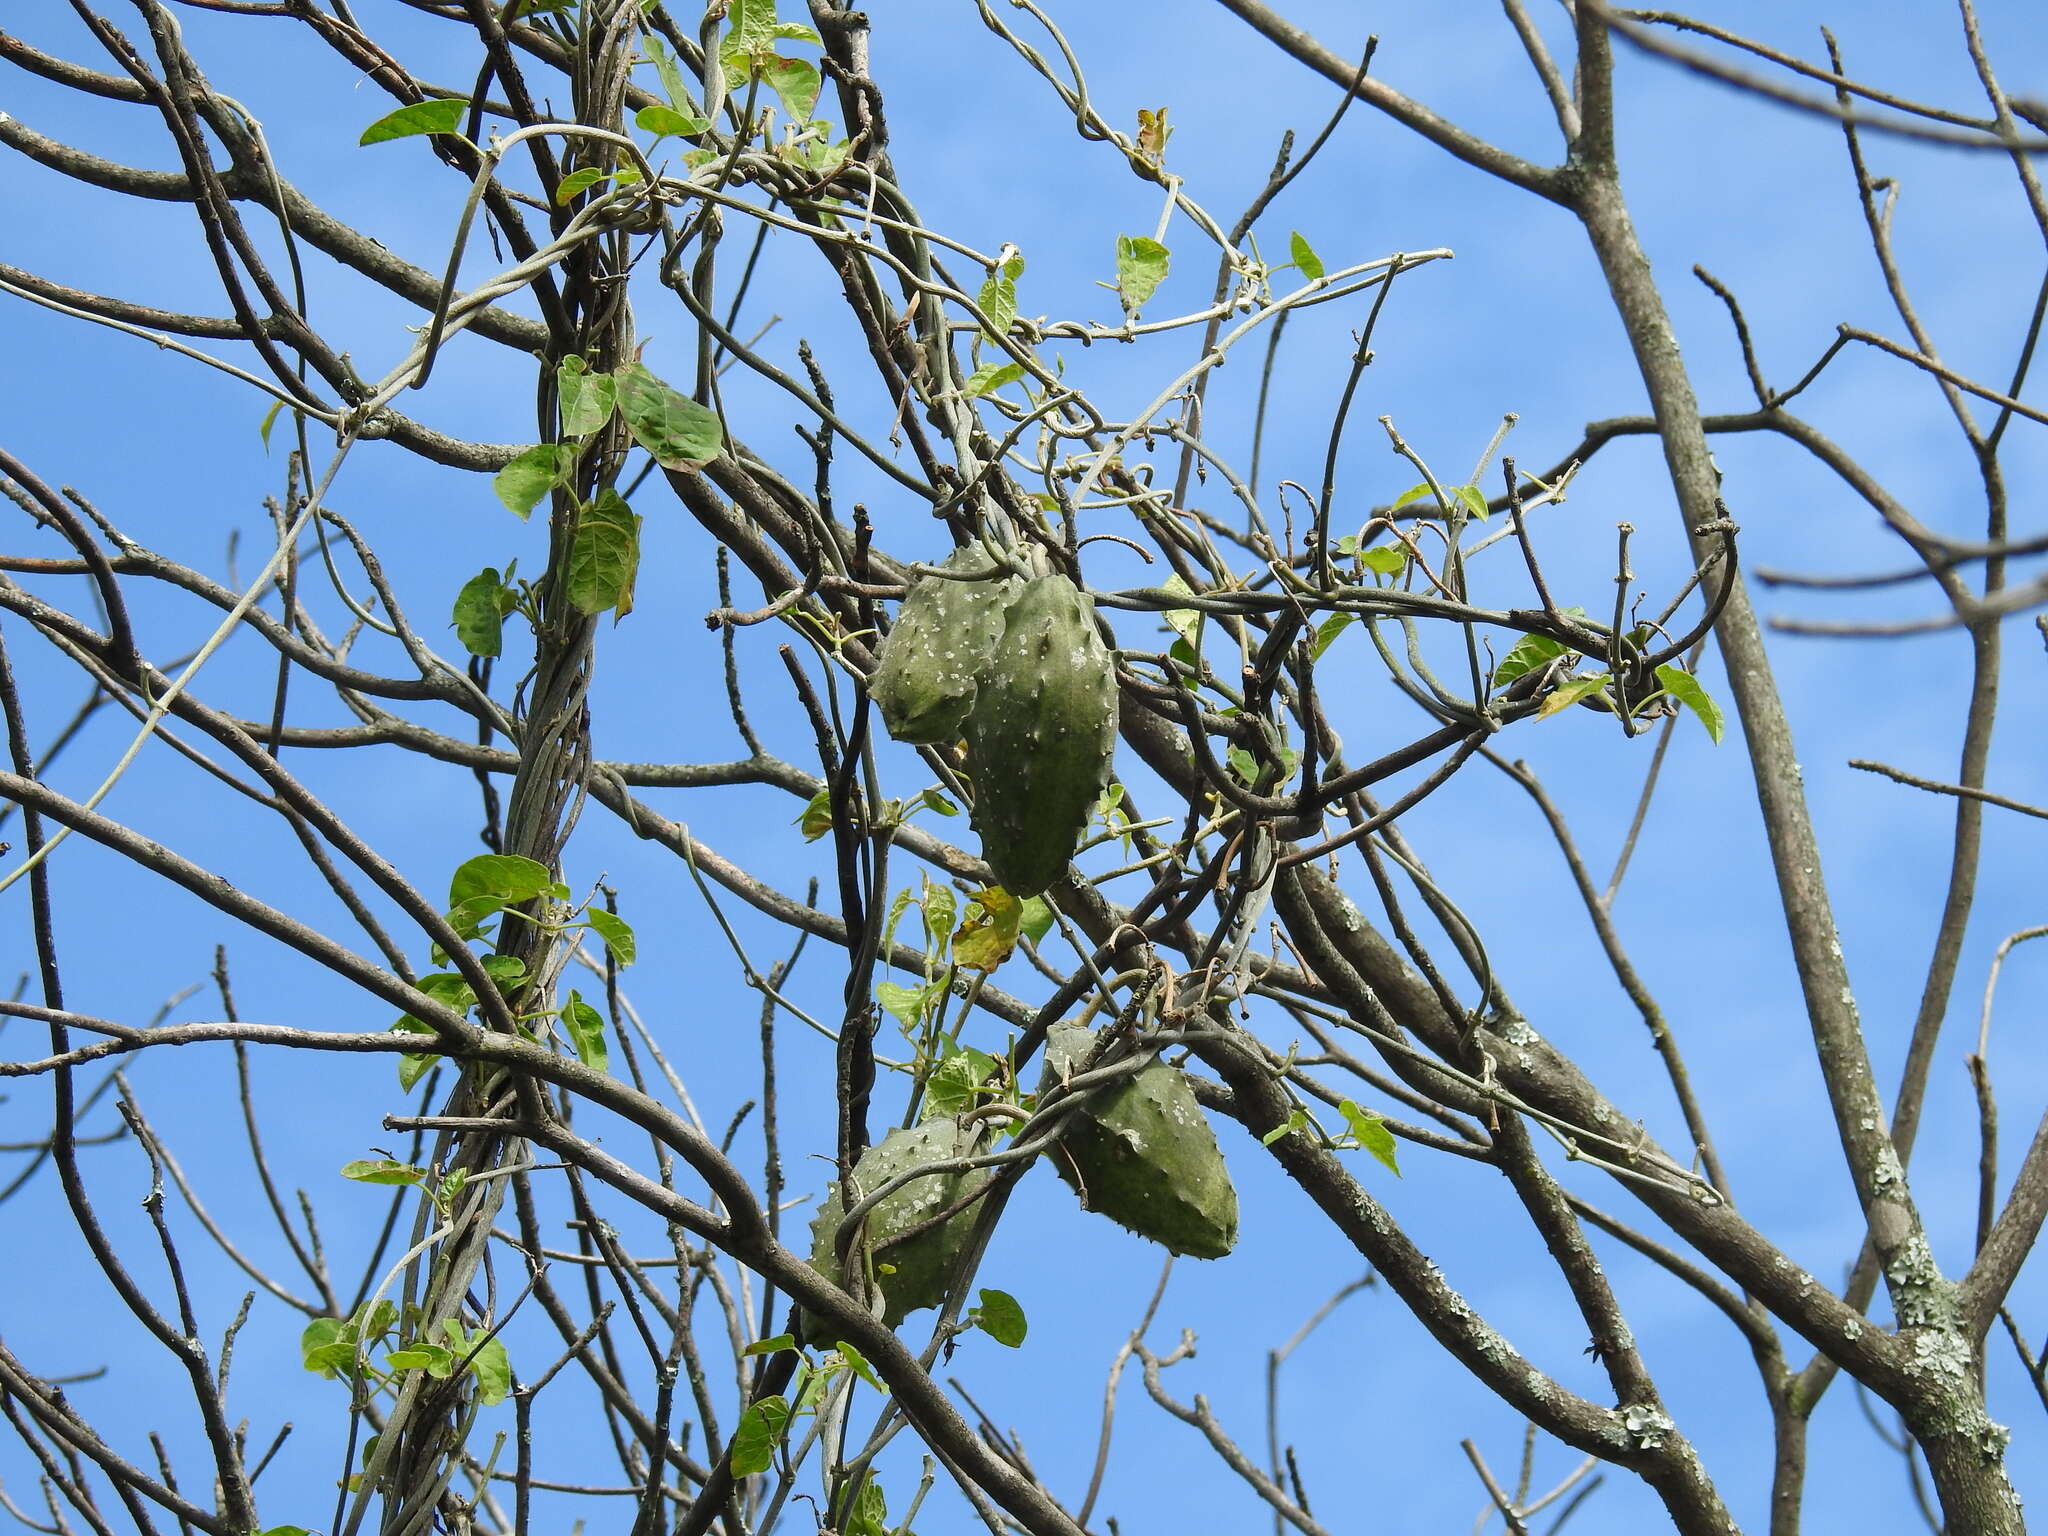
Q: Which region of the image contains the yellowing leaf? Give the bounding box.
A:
[1535,673,1612,720]
[1136,106,1173,168]
[952,886,1024,971]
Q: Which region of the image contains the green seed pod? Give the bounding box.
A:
[805,1118,990,1333]
[868,547,1019,745]
[1041,1024,1238,1259]
[962,574,1118,897]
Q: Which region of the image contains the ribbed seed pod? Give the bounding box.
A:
[805,1118,990,1334]
[962,574,1118,896]
[867,547,1019,745]
[1041,1024,1238,1259]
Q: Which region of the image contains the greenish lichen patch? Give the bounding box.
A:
[1617,1402,1673,1451]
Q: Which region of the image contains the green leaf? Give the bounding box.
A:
[585,906,636,965]
[770,20,821,44]
[1226,746,1260,786]
[919,786,959,818]
[964,361,1025,398]
[730,1394,791,1476]
[422,1342,464,1378]
[831,1341,883,1391]
[1261,1108,1310,1146]
[481,953,527,984]
[977,256,1023,341]
[359,97,469,146]
[796,786,834,842]
[1337,1099,1401,1176]
[845,1479,888,1536]
[636,102,709,139]
[1453,484,1490,522]
[562,990,610,1074]
[874,980,929,1029]
[726,0,778,56]
[400,972,480,1028]
[1289,230,1324,281]
[791,129,850,175]
[392,974,472,1090]
[453,568,508,658]
[760,55,821,121]
[614,362,723,469]
[643,33,702,120]
[443,1323,511,1406]
[299,1317,342,1375]
[398,1047,438,1093]
[471,1339,511,1404]
[744,1333,796,1358]
[1390,482,1435,511]
[883,886,918,953]
[1535,673,1613,720]
[973,1288,1028,1348]
[921,882,957,951]
[301,1339,360,1377]
[383,1347,445,1373]
[340,1158,425,1187]
[1114,235,1170,315]
[1655,663,1725,745]
[492,444,574,519]
[451,854,555,909]
[553,166,614,205]
[952,887,1024,972]
[1492,632,1568,688]
[257,1526,312,1536]
[443,895,507,944]
[557,356,618,436]
[789,1360,827,1415]
[566,487,643,618]
[923,1046,998,1118]
[1359,545,1407,577]
[1019,896,1055,945]
[1159,573,1203,647]
[1311,613,1353,660]
[258,400,284,453]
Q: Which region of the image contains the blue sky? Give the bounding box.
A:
[4,2,2048,1531]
